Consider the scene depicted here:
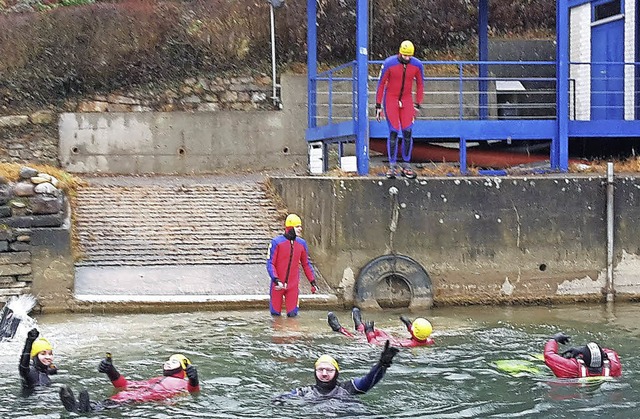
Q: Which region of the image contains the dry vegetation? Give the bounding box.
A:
[0,0,555,110]
[0,163,86,191]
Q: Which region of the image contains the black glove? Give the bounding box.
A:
[375,103,382,122]
[561,347,581,359]
[310,280,318,294]
[553,332,570,345]
[364,321,374,335]
[98,358,121,381]
[186,364,199,387]
[400,315,412,328]
[414,103,421,111]
[379,340,399,368]
[27,328,39,342]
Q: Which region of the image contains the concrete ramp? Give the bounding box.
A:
[73,175,336,306]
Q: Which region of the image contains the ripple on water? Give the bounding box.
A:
[2,307,640,418]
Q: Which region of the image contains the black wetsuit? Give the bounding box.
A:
[19,338,57,394]
[279,362,388,400]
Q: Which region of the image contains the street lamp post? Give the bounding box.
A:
[267,0,285,109]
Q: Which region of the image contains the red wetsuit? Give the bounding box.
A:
[336,323,434,348]
[109,371,200,403]
[375,55,424,164]
[266,231,315,316]
[543,339,622,378]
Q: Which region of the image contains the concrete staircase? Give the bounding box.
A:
[74,179,280,267]
[72,175,335,306]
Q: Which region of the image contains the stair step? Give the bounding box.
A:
[74,177,283,268]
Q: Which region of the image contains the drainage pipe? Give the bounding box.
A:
[606,162,615,302]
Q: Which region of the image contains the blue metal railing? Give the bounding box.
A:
[307,59,640,174]
[310,60,640,127]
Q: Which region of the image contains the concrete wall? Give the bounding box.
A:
[58,75,309,174]
[270,175,640,306]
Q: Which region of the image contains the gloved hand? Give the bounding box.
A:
[400,315,412,328]
[414,103,421,113]
[98,357,121,381]
[553,332,570,345]
[364,320,375,335]
[379,340,399,368]
[27,328,39,342]
[186,364,199,387]
[561,347,581,359]
[375,103,382,122]
[272,278,286,290]
[310,280,318,294]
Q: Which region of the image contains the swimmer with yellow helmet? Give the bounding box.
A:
[19,327,58,393]
[375,39,424,179]
[267,213,318,317]
[275,340,399,401]
[327,308,435,348]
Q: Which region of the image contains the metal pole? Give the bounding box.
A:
[307,0,317,129]
[355,0,369,175]
[606,161,615,302]
[555,0,569,171]
[269,4,280,108]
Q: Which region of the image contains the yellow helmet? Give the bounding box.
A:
[399,40,415,56]
[315,354,339,372]
[30,337,53,358]
[412,318,432,340]
[285,214,302,228]
[169,354,191,370]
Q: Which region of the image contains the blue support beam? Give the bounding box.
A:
[556,0,569,170]
[355,0,370,175]
[478,0,489,120]
[307,0,317,130]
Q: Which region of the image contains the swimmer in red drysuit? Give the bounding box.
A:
[60,353,200,412]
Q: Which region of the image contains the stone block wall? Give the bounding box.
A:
[0,166,71,307]
[0,73,274,166]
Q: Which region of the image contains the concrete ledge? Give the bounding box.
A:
[74,293,339,304]
[60,293,340,315]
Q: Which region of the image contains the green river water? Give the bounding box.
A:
[1,304,639,418]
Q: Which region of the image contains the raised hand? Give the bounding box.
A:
[186,364,199,387]
[379,340,399,368]
[553,332,570,345]
[400,315,412,328]
[98,355,120,381]
[27,328,39,342]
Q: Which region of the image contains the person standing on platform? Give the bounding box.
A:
[267,213,318,317]
[375,40,424,179]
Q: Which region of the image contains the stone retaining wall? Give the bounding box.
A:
[0,166,73,310]
[0,74,274,166]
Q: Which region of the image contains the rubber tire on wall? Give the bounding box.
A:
[354,254,433,310]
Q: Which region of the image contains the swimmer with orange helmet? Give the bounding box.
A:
[60,353,200,413]
[328,308,435,348]
[19,328,58,394]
